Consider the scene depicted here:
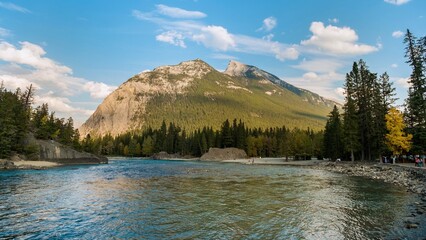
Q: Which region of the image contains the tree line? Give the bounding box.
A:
[0,84,80,159]
[323,29,425,161]
[82,119,323,159]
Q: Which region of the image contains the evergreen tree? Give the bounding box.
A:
[372,72,397,158]
[200,133,208,154]
[323,106,343,160]
[342,60,392,161]
[220,119,233,147]
[404,29,426,154]
[128,138,140,156]
[0,87,18,158]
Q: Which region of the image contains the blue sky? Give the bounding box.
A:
[0,0,425,126]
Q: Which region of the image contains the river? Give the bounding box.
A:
[0,160,418,239]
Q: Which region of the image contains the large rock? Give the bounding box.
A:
[200,148,247,161]
[0,159,17,170]
[152,151,181,160]
[37,140,108,164]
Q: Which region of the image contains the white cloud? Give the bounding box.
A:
[274,46,299,61]
[0,27,11,37]
[328,18,339,23]
[384,0,411,5]
[233,34,299,61]
[156,31,186,48]
[298,71,343,82]
[301,22,378,56]
[293,58,344,73]
[83,81,117,99]
[0,40,116,125]
[193,25,235,51]
[391,63,398,68]
[303,72,318,80]
[334,87,345,98]
[0,1,30,13]
[262,34,274,41]
[0,41,71,73]
[0,74,39,90]
[132,10,204,32]
[134,9,298,61]
[156,4,206,19]
[34,94,93,118]
[211,53,238,60]
[283,71,345,101]
[392,30,404,38]
[396,77,410,88]
[258,17,277,32]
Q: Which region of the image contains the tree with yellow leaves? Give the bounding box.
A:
[385,107,412,157]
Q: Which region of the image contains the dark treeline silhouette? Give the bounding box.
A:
[82,119,323,159]
[0,84,80,159]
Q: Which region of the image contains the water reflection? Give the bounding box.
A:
[0,160,413,239]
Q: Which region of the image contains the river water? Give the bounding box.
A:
[0,160,418,239]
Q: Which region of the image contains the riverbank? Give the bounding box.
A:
[14,161,61,169]
[0,159,61,170]
[222,158,323,165]
[1,157,108,170]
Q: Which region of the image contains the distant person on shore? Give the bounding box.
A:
[415,156,423,167]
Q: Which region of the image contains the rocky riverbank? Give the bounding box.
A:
[1,139,107,170]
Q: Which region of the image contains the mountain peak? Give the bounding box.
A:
[135,59,213,80]
[224,60,282,82]
[224,60,252,77]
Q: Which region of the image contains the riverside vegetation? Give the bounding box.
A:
[0,84,81,160]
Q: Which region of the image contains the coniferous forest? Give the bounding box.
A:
[323,29,425,161]
[0,84,80,159]
[81,119,323,159]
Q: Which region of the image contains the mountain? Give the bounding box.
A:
[79,59,341,138]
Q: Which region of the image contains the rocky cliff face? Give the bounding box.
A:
[79,59,341,138]
[79,59,213,137]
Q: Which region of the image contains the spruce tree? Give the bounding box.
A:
[323,105,343,160]
[343,63,361,161]
[220,119,233,147]
[404,29,426,154]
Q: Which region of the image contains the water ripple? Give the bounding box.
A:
[0,160,416,239]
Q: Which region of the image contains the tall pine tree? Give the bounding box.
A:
[404,29,426,154]
[323,105,343,160]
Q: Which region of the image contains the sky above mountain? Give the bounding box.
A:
[0,0,425,126]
